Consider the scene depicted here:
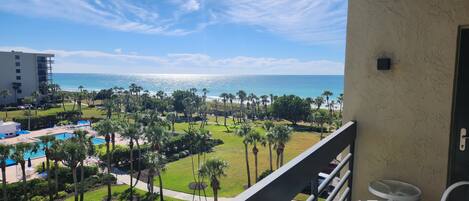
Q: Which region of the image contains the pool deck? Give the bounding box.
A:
[0,126,98,145]
[0,126,118,183]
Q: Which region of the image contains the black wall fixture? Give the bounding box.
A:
[377,58,391,70]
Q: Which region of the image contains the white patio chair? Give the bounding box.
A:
[440,181,469,201]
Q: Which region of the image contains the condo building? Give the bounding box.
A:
[0,51,54,104]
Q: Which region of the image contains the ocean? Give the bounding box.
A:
[54,73,344,98]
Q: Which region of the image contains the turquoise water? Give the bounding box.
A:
[54,73,344,98]
[6,133,105,166]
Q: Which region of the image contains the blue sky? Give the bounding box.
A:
[0,0,347,75]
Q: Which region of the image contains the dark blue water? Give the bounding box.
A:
[54,73,344,98]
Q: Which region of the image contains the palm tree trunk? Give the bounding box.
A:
[62,100,66,112]
[132,141,142,188]
[54,160,59,197]
[28,106,31,130]
[320,124,324,140]
[244,143,251,187]
[1,161,7,201]
[213,187,218,201]
[129,141,134,200]
[268,143,273,171]
[79,161,85,201]
[111,133,116,151]
[254,152,258,182]
[276,150,280,169]
[73,167,78,201]
[21,163,28,201]
[280,151,284,166]
[158,172,164,201]
[106,139,112,201]
[46,157,52,201]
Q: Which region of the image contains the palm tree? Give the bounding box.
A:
[263,121,275,171]
[322,90,333,106]
[49,140,64,198]
[166,112,177,133]
[77,86,85,115]
[38,135,56,201]
[213,99,219,125]
[0,144,12,201]
[236,122,252,187]
[272,125,293,167]
[198,158,228,201]
[23,97,34,130]
[74,130,91,201]
[92,119,116,201]
[144,152,166,201]
[227,93,236,123]
[314,111,327,139]
[236,90,247,121]
[219,93,229,130]
[119,121,140,200]
[246,131,265,182]
[58,91,67,112]
[202,88,209,103]
[61,138,86,201]
[31,91,41,116]
[11,142,39,201]
[144,123,169,201]
[0,89,11,119]
[260,95,269,114]
[313,96,325,111]
[337,93,344,116]
[12,82,21,103]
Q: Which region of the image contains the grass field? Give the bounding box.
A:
[65,185,184,201]
[0,103,107,121]
[1,103,322,199]
[157,120,321,197]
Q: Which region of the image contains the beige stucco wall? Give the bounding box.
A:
[343,0,469,200]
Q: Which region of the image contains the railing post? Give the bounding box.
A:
[311,175,318,201]
[347,122,357,201]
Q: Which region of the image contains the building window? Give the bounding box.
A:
[15,55,20,60]
[17,89,22,94]
[15,62,20,67]
[16,69,20,73]
[16,76,21,80]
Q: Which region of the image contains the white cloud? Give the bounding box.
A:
[219,0,347,43]
[114,48,122,54]
[181,0,201,12]
[0,47,344,75]
[0,0,203,36]
[0,0,346,43]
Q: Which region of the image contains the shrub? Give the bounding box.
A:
[56,110,82,121]
[5,179,49,200]
[56,191,68,199]
[54,165,99,185]
[258,170,274,181]
[30,196,47,201]
[13,115,57,130]
[64,183,74,193]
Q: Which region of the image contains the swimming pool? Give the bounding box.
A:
[5,133,105,166]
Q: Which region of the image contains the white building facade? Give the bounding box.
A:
[0,51,54,104]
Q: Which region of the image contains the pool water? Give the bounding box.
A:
[6,133,105,166]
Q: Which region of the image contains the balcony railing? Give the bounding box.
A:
[235,121,357,201]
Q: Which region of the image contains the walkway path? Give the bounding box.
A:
[113,172,234,201]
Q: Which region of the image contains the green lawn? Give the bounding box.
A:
[65,185,184,201]
[0,103,107,121]
[157,120,320,197]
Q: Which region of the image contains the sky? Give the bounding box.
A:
[0,0,347,75]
